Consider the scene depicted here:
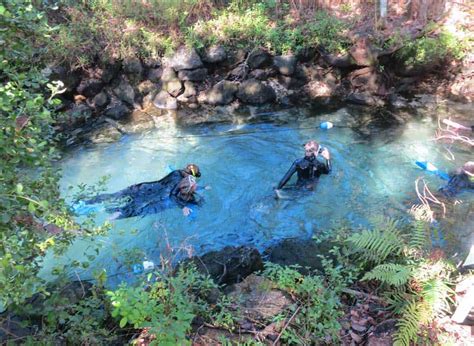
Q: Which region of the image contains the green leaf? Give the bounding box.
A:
[16,183,23,194]
[119,317,128,328]
[28,202,36,213]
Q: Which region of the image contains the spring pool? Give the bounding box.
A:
[41,104,473,284]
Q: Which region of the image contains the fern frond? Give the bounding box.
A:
[393,300,423,346]
[383,289,411,313]
[408,220,430,250]
[348,227,404,264]
[420,278,453,316]
[363,263,412,287]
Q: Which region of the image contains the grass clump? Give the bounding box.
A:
[397,28,472,67]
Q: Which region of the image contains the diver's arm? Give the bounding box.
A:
[319,148,331,174]
[277,161,298,189]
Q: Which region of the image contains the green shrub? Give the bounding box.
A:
[188,3,271,49]
[303,11,351,54]
[263,263,343,344]
[107,266,217,345]
[397,29,471,66]
[0,0,109,309]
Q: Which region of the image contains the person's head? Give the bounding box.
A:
[304,140,320,158]
[178,175,197,200]
[184,163,201,178]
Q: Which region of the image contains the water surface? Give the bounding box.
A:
[43,105,473,283]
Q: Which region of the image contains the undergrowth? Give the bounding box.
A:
[347,218,456,345]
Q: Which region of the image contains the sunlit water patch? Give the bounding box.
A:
[40,106,473,284]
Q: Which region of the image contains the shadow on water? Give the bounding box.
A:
[42,104,473,284]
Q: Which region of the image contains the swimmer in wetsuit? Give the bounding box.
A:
[85,163,202,218]
[108,175,202,219]
[439,161,474,198]
[275,140,331,192]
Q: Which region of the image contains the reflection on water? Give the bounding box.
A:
[41,105,473,284]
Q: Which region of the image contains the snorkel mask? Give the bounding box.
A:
[186,164,201,178]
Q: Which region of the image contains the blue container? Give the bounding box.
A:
[320,121,334,130]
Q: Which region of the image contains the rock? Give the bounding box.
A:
[161,67,177,82]
[388,94,409,109]
[228,274,293,321]
[304,80,336,99]
[184,246,263,285]
[170,46,203,71]
[236,79,276,104]
[249,68,272,80]
[367,319,396,346]
[177,67,208,81]
[153,90,178,110]
[350,37,377,67]
[348,67,387,95]
[113,78,135,105]
[320,51,354,68]
[121,110,156,133]
[449,53,474,103]
[264,238,337,273]
[273,55,297,76]
[346,92,383,107]
[123,57,143,79]
[104,97,130,120]
[90,91,109,108]
[177,81,197,103]
[99,59,121,83]
[296,47,319,62]
[142,90,159,109]
[164,79,183,97]
[202,45,227,63]
[66,103,93,126]
[147,67,163,83]
[267,78,292,105]
[76,78,104,98]
[45,65,81,94]
[204,80,239,105]
[248,48,271,69]
[137,80,157,95]
[142,57,161,69]
[88,122,123,143]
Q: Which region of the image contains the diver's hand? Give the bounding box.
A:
[320,147,331,160]
[182,207,192,217]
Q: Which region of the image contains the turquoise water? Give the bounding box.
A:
[41,105,473,284]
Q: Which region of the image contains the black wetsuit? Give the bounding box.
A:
[439,173,474,198]
[86,170,201,219]
[277,155,331,189]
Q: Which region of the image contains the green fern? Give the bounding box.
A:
[419,278,453,316]
[348,227,404,264]
[408,221,430,250]
[363,263,412,287]
[393,300,425,346]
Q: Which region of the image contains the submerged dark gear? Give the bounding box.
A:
[439,172,474,198]
[86,165,202,219]
[277,155,331,190]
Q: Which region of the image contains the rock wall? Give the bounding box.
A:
[48,43,472,145]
